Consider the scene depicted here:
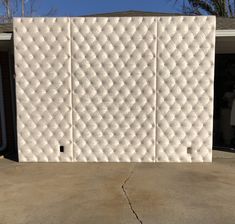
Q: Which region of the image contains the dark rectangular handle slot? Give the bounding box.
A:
[60,146,64,153]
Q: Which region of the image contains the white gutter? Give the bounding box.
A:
[0,29,235,38]
[216,29,235,37]
[0,33,12,40]
[0,30,234,38]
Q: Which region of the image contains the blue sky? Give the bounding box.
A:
[35,0,182,16]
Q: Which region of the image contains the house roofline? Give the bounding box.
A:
[1,22,235,39]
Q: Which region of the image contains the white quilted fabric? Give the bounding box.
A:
[71,17,157,162]
[156,16,216,162]
[14,16,215,162]
[14,18,73,162]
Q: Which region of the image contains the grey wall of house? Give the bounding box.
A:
[216,36,235,54]
[0,39,18,160]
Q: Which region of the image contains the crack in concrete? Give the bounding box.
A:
[121,167,143,224]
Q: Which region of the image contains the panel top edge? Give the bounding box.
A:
[13,15,215,20]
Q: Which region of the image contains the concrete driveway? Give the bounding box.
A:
[0,150,235,224]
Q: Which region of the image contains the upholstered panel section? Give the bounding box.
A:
[71,17,156,162]
[14,16,216,163]
[14,18,73,162]
[156,16,215,162]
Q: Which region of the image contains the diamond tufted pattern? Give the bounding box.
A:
[156,16,215,162]
[14,16,215,162]
[14,18,73,162]
[71,17,157,162]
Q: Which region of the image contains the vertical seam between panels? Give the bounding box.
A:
[153,17,156,163]
[69,18,75,162]
[155,17,159,162]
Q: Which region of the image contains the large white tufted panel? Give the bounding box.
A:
[156,16,215,162]
[14,18,73,162]
[14,16,215,162]
[71,17,157,162]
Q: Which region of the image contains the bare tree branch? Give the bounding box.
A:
[44,6,57,16]
[21,0,24,16]
[0,0,58,22]
[174,0,234,17]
